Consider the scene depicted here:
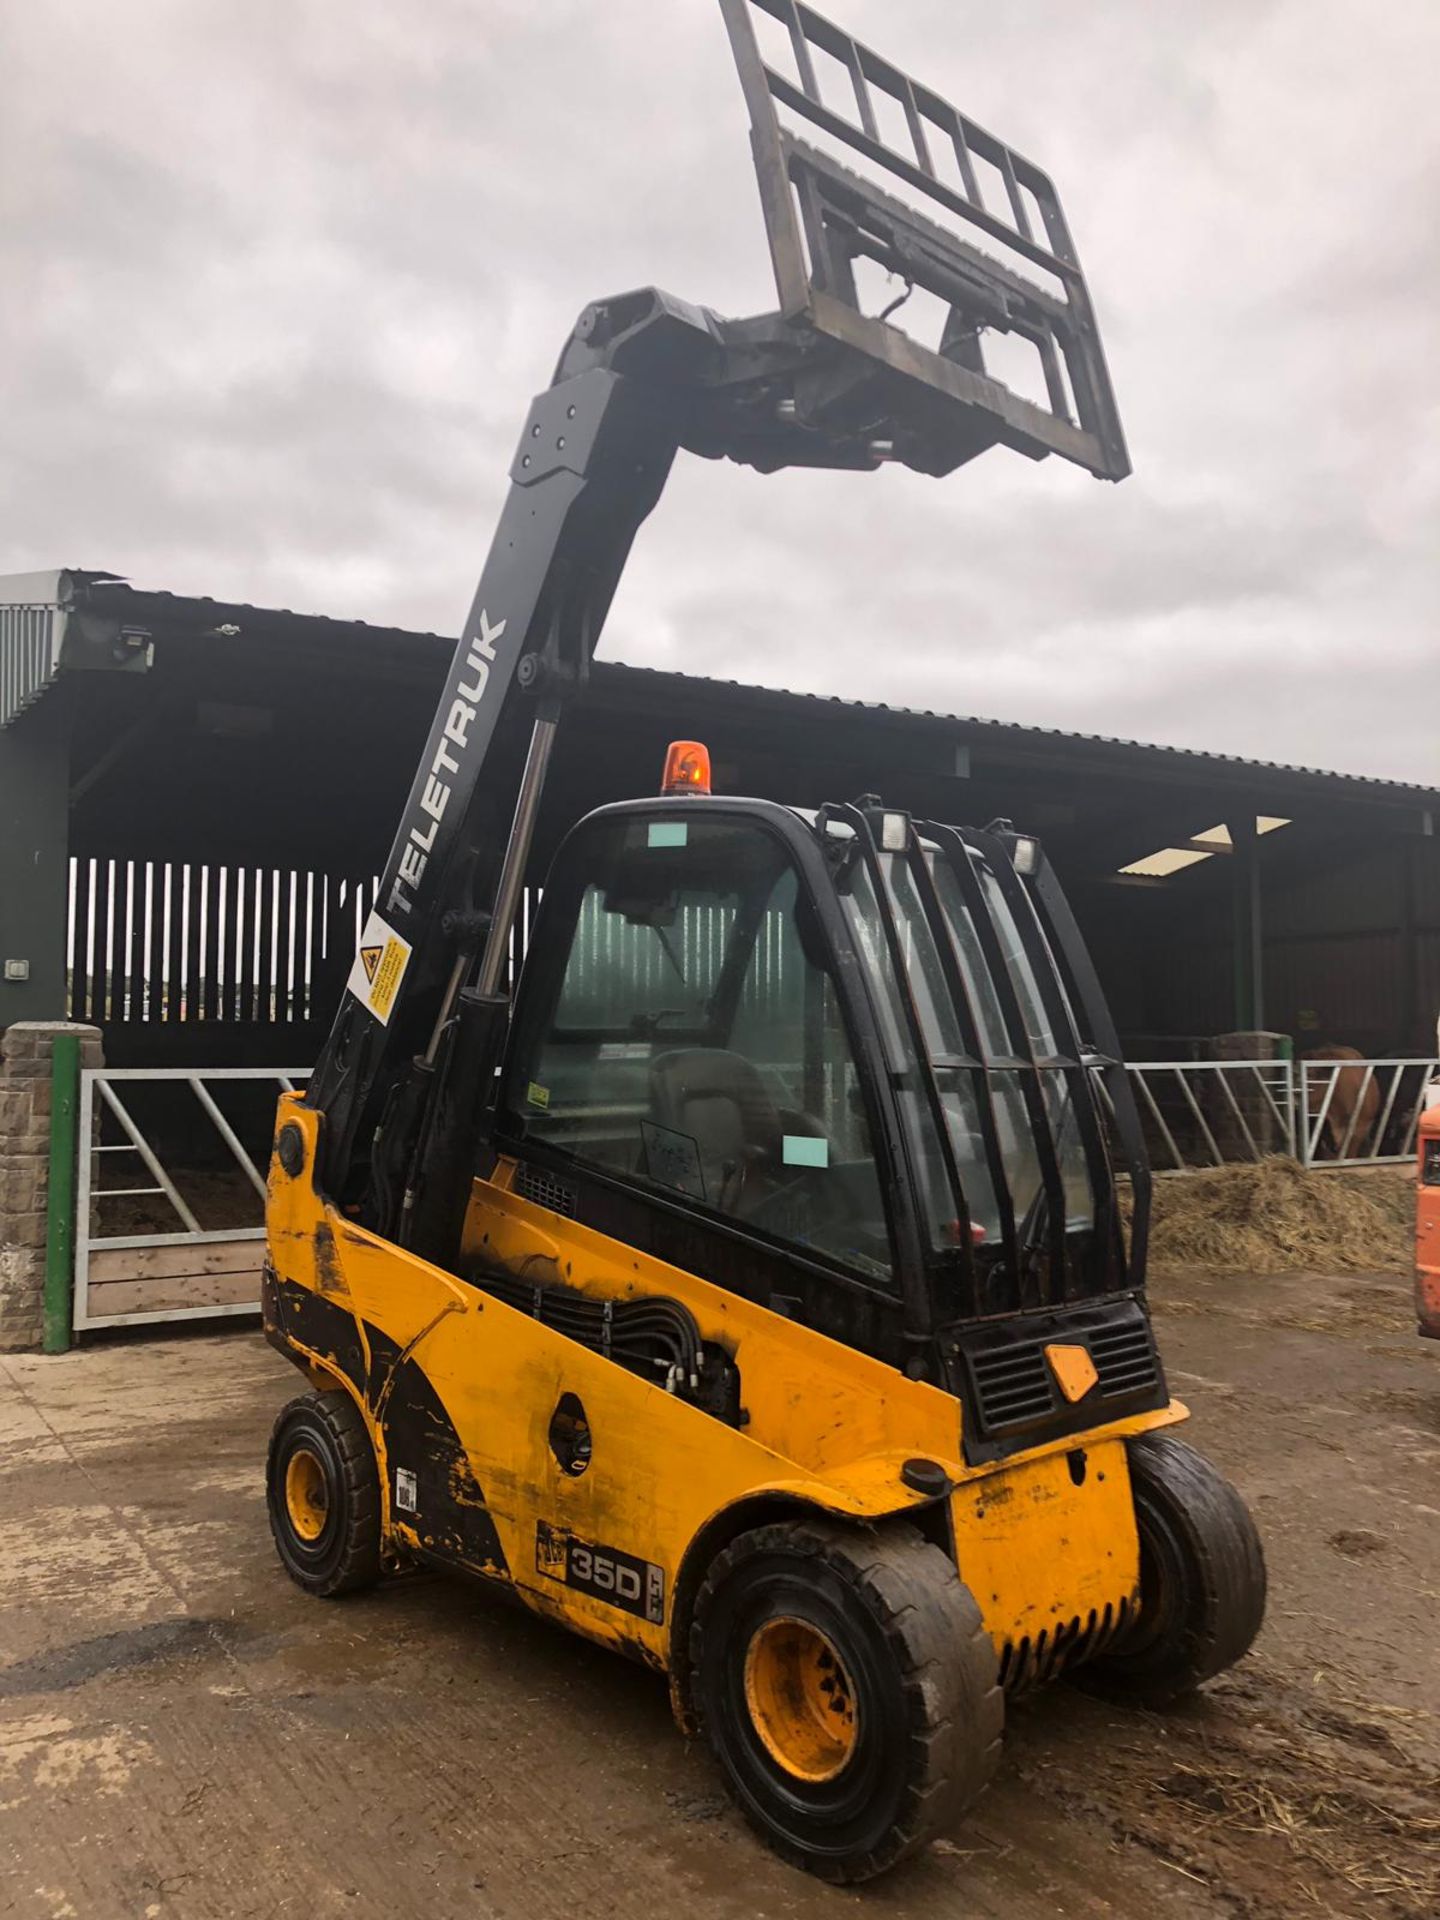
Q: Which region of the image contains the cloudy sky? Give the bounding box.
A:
[3,1,1436,784]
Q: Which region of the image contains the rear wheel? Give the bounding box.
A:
[1083,1433,1266,1708]
[690,1519,1002,1882]
[266,1390,382,1598]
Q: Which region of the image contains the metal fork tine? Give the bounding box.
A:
[780,0,821,100]
[901,81,935,176]
[951,115,983,204]
[843,42,878,139]
[999,148,1034,240]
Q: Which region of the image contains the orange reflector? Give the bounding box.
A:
[1044,1342,1099,1404]
[661,740,711,795]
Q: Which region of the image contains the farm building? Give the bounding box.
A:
[2,567,1437,1336]
[3,568,1436,1067]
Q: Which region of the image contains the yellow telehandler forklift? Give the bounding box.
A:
[262,0,1265,1880]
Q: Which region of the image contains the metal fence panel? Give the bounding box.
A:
[1103,1060,1296,1171]
[74,1066,306,1331]
[1297,1056,1440,1167]
[1111,1055,1440,1171]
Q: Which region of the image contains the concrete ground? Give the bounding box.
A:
[1,1267,1437,1920]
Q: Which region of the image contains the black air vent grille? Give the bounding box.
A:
[1090,1321,1159,1396]
[963,1302,1163,1445]
[969,1345,1055,1433]
[513,1163,577,1218]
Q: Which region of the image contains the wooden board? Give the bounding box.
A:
[84,1265,262,1318]
[88,1238,264,1285]
[83,1235,264,1318]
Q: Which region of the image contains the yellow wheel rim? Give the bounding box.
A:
[743,1616,859,1783]
[284,1446,329,1543]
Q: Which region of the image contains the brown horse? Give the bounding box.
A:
[1302,1045,1380,1156]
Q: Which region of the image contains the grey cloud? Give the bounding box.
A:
[2,0,1436,784]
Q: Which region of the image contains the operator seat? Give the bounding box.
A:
[648,1048,782,1215]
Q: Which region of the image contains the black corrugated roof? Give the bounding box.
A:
[590,660,1440,799]
[26,571,1440,803]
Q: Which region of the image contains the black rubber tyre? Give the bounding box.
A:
[1082,1433,1266,1709]
[266,1390,382,1598]
[690,1519,1002,1882]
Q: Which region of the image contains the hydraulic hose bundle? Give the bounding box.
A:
[474,1257,707,1398]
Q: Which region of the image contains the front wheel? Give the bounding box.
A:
[690,1519,1002,1882]
[266,1390,382,1598]
[1083,1433,1266,1709]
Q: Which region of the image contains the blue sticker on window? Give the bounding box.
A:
[782,1134,829,1168]
[647,821,688,849]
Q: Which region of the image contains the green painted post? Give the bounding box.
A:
[42,1033,81,1355]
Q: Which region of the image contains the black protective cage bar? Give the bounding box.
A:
[1023,840,1153,1280]
[721,0,1130,480]
[929,822,1075,1308]
[829,804,1146,1324]
[829,800,985,1321]
[897,822,1022,1313]
[963,823,1131,1293]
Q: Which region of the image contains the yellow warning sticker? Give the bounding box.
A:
[346,911,413,1027]
[527,1082,550,1111]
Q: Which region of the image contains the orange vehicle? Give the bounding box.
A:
[1417,1101,1440,1338]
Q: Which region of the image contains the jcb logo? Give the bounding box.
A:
[536,1521,665,1625]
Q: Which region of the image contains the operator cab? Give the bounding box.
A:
[495,746,1161,1458]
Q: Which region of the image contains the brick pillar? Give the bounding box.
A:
[0,1021,103,1352]
[1210,1030,1291,1160]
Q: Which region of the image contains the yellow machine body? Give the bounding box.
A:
[266,1097,1185,1711]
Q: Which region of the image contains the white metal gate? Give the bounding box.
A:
[1297,1055,1440,1168]
[1114,1058,1296,1170]
[1110,1055,1438,1171]
[74,1066,306,1331]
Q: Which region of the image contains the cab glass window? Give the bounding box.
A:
[506,813,892,1284]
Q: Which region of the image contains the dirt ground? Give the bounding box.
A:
[1,1266,1436,1920]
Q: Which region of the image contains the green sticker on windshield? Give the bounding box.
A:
[527,1081,550,1111]
[782,1134,829,1168]
[647,821,688,849]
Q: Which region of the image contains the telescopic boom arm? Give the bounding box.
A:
[304,0,1128,1265]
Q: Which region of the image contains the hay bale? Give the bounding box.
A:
[1121,1158,1415,1275]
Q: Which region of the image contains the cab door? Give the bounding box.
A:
[494,800,914,1360]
